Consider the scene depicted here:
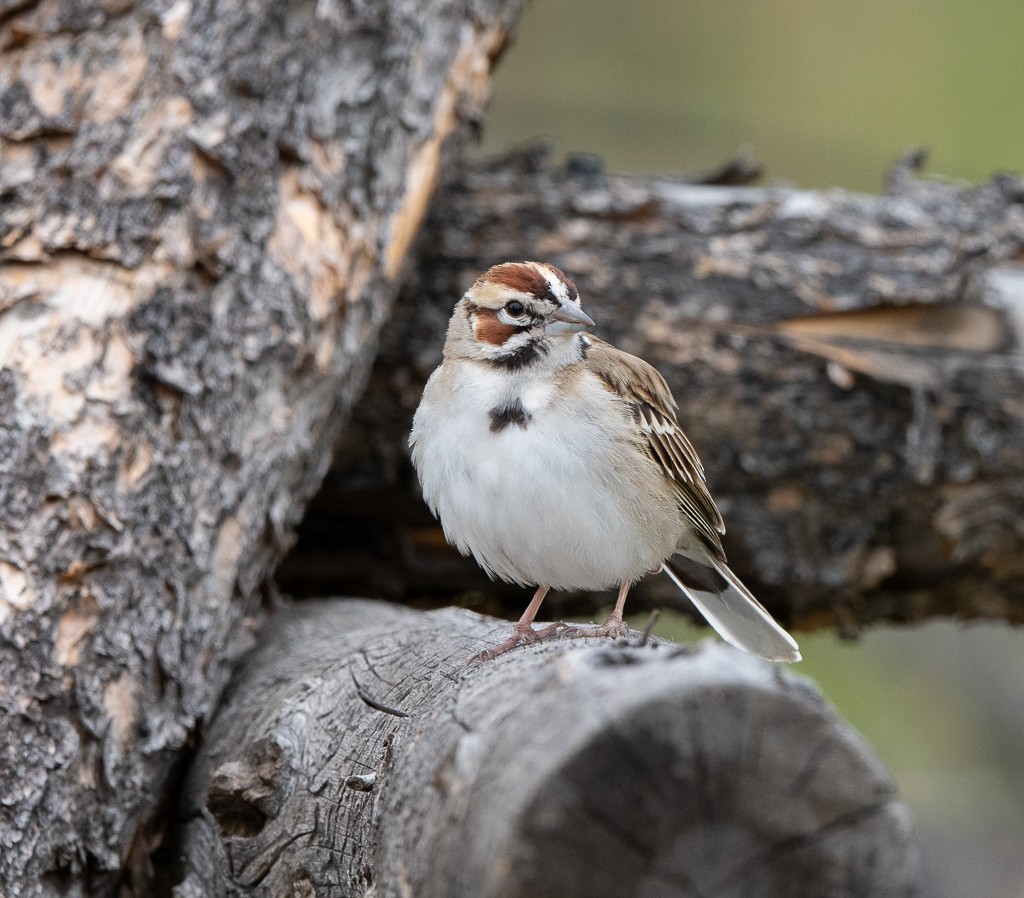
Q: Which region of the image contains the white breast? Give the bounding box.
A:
[410,361,680,591]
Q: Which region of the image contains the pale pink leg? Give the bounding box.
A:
[470,585,568,662]
[603,580,632,635]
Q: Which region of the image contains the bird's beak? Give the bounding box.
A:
[544,304,595,336]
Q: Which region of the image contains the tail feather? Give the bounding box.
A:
[663,558,801,663]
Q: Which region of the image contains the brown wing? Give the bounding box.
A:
[584,336,727,560]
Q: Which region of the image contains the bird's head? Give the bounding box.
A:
[446,261,595,370]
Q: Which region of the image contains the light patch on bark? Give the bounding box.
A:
[985,265,1024,338]
[161,0,193,41]
[0,143,37,190]
[212,516,244,602]
[0,258,135,326]
[188,110,230,157]
[266,168,351,322]
[826,359,857,389]
[84,26,150,125]
[314,327,337,371]
[0,562,35,620]
[51,416,120,460]
[86,332,135,404]
[782,334,939,389]
[237,384,292,456]
[765,484,809,511]
[309,139,346,179]
[860,546,897,589]
[347,247,375,311]
[932,481,1024,566]
[103,672,137,751]
[67,496,98,531]
[0,259,141,421]
[109,96,194,195]
[384,23,509,279]
[56,595,100,667]
[775,304,1006,353]
[2,330,88,423]
[385,124,443,280]
[118,440,154,492]
[694,232,766,280]
[20,47,84,118]
[1,232,46,263]
[77,757,97,790]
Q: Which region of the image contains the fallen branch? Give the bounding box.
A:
[281,147,1024,632]
[176,599,921,897]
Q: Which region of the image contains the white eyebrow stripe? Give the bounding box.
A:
[538,265,570,304]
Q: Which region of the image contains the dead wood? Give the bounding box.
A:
[0,1,521,892]
[280,147,1024,633]
[175,598,921,898]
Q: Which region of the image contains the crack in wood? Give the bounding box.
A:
[349,671,411,718]
[712,799,897,893]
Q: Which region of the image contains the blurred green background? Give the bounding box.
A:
[480,3,1024,896]
[481,0,1024,190]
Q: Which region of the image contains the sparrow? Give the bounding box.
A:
[409,261,800,663]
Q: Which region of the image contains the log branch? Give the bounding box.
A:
[175,599,921,898]
[280,147,1024,631]
[0,1,520,892]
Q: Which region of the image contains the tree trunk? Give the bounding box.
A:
[0,1,520,893]
[175,598,921,898]
[279,147,1024,632]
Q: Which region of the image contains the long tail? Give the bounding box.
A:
[663,557,801,662]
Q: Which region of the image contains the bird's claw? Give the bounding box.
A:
[468,620,571,663]
[559,615,630,641]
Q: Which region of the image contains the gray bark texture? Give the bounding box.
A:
[280,147,1024,633]
[0,0,521,893]
[176,598,921,898]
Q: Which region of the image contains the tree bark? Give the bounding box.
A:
[175,598,921,898]
[280,147,1024,632]
[0,1,520,893]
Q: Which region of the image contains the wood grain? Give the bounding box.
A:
[177,598,921,897]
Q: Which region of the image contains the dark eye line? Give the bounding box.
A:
[499,299,548,332]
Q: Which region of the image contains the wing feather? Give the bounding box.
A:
[584,336,726,559]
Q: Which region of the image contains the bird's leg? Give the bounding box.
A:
[560,582,632,641]
[602,580,632,637]
[470,585,567,662]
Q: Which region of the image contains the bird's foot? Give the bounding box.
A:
[559,613,630,642]
[469,620,570,663]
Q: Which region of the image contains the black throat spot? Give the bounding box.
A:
[485,339,547,372]
[489,397,532,433]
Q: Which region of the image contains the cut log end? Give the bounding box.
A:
[175,599,921,898]
[479,679,917,898]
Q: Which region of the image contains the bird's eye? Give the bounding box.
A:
[504,300,526,316]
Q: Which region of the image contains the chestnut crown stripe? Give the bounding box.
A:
[481,262,579,305]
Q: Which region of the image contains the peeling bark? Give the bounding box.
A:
[280,148,1024,632]
[176,599,921,898]
[0,1,520,893]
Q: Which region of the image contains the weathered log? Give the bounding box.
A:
[279,147,1024,631]
[0,1,521,892]
[174,598,921,898]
